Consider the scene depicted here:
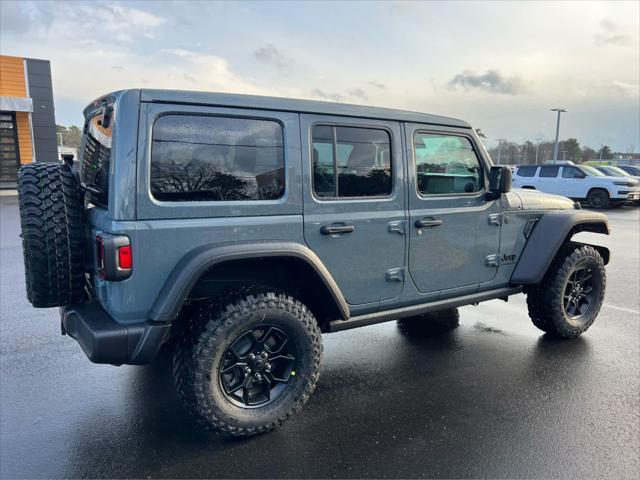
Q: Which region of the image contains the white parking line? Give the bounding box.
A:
[603,304,640,315]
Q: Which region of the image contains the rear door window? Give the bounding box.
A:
[539,166,559,177]
[150,115,285,202]
[311,125,392,198]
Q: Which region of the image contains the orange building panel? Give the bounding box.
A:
[0,55,27,98]
[15,112,33,164]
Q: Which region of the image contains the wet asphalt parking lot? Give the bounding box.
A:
[1,197,638,479]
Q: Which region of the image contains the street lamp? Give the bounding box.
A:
[535,137,542,164]
[551,108,566,162]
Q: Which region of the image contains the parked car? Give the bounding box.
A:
[618,165,640,177]
[512,163,640,208]
[17,90,611,436]
[595,165,637,178]
[594,165,640,205]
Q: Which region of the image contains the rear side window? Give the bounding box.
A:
[311,125,391,198]
[539,166,559,178]
[81,113,112,207]
[150,115,285,202]
[413,133,482,195]
[516,166,537,177]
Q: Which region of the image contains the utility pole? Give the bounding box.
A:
[551,108,566,161]
[599,144,604,160]
[535,137,542,164]
[497,139,502,164]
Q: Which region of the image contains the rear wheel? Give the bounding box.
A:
[17,163,85,307]
[173,290,322,436]
[527,243,605,338]
[587,188,610,209]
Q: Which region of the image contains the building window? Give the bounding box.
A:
[151,115,285,202]
[311,125,392,198]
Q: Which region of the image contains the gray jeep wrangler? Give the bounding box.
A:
[17,90,610,436]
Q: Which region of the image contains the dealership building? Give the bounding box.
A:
[0,55,57,189]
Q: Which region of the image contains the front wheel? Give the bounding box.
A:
[587,188,610,209]
[173,290,322,436]
[527,243,606,338]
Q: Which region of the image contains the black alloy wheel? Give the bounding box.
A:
[563,266,595,324]
[173,290,322,436]
[526,242,605,338]
[220,325,297,408]
[587,189,609,209]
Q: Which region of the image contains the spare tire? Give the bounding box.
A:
[18,162,85,308]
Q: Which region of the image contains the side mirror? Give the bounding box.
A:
[487,166,512,199]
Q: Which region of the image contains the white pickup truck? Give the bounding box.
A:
[512,163,640,208]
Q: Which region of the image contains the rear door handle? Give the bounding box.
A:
[415,217,443,229]
[320,224,355,235]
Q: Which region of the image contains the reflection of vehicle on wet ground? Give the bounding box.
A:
[512,162,640,208]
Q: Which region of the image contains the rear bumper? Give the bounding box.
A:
[60,302,171,365]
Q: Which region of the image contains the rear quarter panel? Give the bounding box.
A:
[92,103,305,323]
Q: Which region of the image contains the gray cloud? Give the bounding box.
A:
[348,88,368,101]
[368,81,386,89]
[254,43,288,70]
[595,19,631,46]
[449,70,525,95]
[311,89,345,102]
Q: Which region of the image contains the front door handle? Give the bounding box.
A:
[320,224,355,235]
[415,217,443,229]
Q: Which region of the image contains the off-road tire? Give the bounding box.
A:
[587,188,610,209]
[18,163,85,308]
[397,308,460,336]
[526,242,605,338]
[173,290,323,436]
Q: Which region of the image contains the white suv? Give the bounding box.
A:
[512,163,640,208]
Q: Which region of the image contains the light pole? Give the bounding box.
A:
[551,108,566,161]
[535,137,542,164]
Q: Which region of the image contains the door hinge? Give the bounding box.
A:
[385,267,405,282]
[485,254,500,267]
[387,220,406,235]
[488,214,502,226]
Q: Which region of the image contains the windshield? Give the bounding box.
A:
[602,166,630,176]
[578,165,605,176]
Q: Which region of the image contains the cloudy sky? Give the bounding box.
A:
[1,0,638,150]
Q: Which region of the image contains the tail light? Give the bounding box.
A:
[95,234,132,281]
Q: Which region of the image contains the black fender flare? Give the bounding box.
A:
[511,210,610,285]
[149,242,349,322]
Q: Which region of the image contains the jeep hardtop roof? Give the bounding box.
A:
[91,89,471,129]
